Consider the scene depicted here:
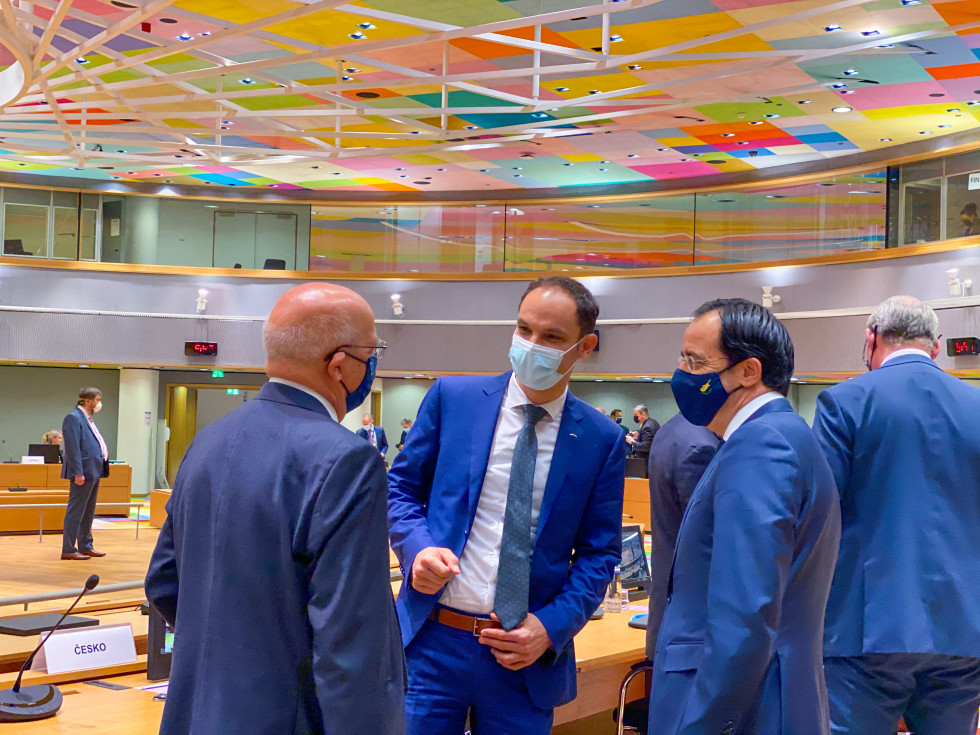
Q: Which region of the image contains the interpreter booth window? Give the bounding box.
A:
[52,193,101,261]
[899,158,943,245]
[2,188,49,258]
[943,150,980,239]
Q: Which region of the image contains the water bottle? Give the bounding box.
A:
[604,565,623,613]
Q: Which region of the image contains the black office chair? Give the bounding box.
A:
[263,258,286,270]
[613,660,652,734]
[3,239,28,255]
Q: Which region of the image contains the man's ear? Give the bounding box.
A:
[578,332,599,358]
[738,357,764,388]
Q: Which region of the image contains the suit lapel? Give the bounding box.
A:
[534,396,582,541]
[467,375,509,518]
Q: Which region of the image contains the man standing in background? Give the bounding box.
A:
[357,412,388,459]
[625,404,659,459]
[645,413,720,659]
[146,283,404,735]
[60,387,108,561]
[396,418,413,451]
[814,296,980,735]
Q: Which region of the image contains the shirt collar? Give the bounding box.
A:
[77,405,91,419]
[268,378,338,422]
[506,373,567,422]
[723,391,782,441]
[881,348,931,366]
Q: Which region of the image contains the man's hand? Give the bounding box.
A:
[478,613,552,671]
[410,547,460,594]
[625,433,635,445]
[73,474,84,485]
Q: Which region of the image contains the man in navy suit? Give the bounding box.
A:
[645,413,720,659]
[648,298,840,735]
[388,276,625,734]
[813,295,980,735]
[60,386,110,560]
[146,283,404,735]
[357,413,388,458]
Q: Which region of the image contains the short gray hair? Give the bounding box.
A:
[867,296,939,350]
[263,311,359,366]
[634,404,648,415]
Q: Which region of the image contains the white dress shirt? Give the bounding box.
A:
[78,406,108,460]
[268,378,338,422]
[723,391,782,441]
[440,375,567,614]
[881,348,931,365]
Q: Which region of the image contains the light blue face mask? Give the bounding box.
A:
[508,333,584,391]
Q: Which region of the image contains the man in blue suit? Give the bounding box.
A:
[146,283,404,735]
[357,413,388,458]
[813,295,980,735]
[645,413,720,659]
[60,386,110,560]
[388,276,625,734]
[648,298,840,735]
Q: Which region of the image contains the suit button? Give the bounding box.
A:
[666,593,672,603]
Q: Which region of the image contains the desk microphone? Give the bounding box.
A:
[0,574,100,722]
[1,439,15,463]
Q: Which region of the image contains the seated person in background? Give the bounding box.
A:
[396,418,413,450]
[960,203,977,237]
[42,429,63,446]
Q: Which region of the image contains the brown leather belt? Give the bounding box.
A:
[428,607,501,636]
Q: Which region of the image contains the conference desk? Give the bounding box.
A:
[0,606,647,734]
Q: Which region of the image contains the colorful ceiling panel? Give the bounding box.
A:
[0,0,977,192]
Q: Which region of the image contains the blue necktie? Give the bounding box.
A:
[494,403,548,631]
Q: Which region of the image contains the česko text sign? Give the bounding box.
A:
[33,623,137,674]
[969,172,980,190]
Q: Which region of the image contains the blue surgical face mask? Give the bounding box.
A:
[509,333,584,391]
[670,365,735,427]
[340,353,377,412]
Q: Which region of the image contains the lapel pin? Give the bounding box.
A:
[570,433,578,438]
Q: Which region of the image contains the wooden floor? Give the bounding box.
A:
[0,528,159,604]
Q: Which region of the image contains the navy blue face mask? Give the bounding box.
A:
[338,353,377,412]
[670,365,734,427]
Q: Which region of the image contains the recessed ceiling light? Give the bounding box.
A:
[587,205,600,208]
[344,67,360,73]
[832,106,852,113]
[588,90,601,95]
[554,87,569,92]
[356,22,375,29]
[175,33,192,41]
[436,168,446,171]
[657,148,668,151]
[879,137,892,142]
[394,167,405,170]
[843,69,859,76]
[532,112,549,118]
[626,64,641,70]
[841,90,855,94]
[76,57,89,63]
[824,24,842,32]
[737,141,749,145]
[947,108,961,112]
[512,166,522,170]
[877,44,894,48]
[627,153,639,158]
[349,31,366,39]
[721,133,735,137]
[399,174,408,178]
[764,113,780,118]
[465,125,478,129]
[832,83,847,89]
[849,190,875,194]
[797,99,812,104]
[920,130,933,134]
[939,124,951,128]
[861,30,880,37]
[749,120,763,125]
[341,75,352,81]
[901,0,920,5]
[513,174,523,177]
[198,31,211,37]
[479,169,490,172]
[969,101,980,106]
[240,77,255,84]
[599,160,610,163]
[563,162,574,166]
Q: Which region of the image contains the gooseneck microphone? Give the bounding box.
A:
[1,439,14,463]
[0,574,99,722]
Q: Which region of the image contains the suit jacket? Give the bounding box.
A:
[813,353,980,658]
[649,399,841,735]
[387,372,625,710]
[357,424,389,457]
[397,429,408,449]
[145,382,404,735]
[645,414,721,660]
[60,407,108,481]
[631,416,660,458]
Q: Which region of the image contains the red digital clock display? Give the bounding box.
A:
[946,337,980,357]
[184,341,218,357]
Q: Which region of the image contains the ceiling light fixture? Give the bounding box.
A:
[797,100,812,104]
[76,57,89,63]
[627,153,639,158]
[344,67,360,73]
[939,124,951,128]
[832,83,847,89]
[554,87,569,92]
[861,30,880,37]
[920,130,933,134]
[879,137,892,142]
[843,69,859,76]
[531,112,549,118]
[832,106,852,113]
[609,35,623,42]
[175,33,192,41]
[721,133,735,137]
[877,43,894,48]
[349,31,366,39]
[587,90,601,95]
[764,114,780,118]
[356,22,375,29]
[198,31,211,37]
[901,0,920,5]
[824,24,842,32]
[626,64,641,70]
[240,77,255,84]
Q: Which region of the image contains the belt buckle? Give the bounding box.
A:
[472,618,483,636]
[473,618,493,636]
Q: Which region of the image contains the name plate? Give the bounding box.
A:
[32,623,137,674]
[20,456,43,465]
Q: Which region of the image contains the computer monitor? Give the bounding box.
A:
[27,444,61,464]
[146,606,174,682]
[621,524,651,601]
[625,457,648,479]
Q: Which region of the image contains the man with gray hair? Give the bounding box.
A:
[814,295,980,735]
[146,282,405,735]
[625,403,659,459]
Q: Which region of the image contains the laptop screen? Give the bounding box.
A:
[621,524,651,590]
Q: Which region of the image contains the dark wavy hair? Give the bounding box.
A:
[692,298,794,396]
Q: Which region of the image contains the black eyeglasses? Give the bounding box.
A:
[325,340,388,361]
